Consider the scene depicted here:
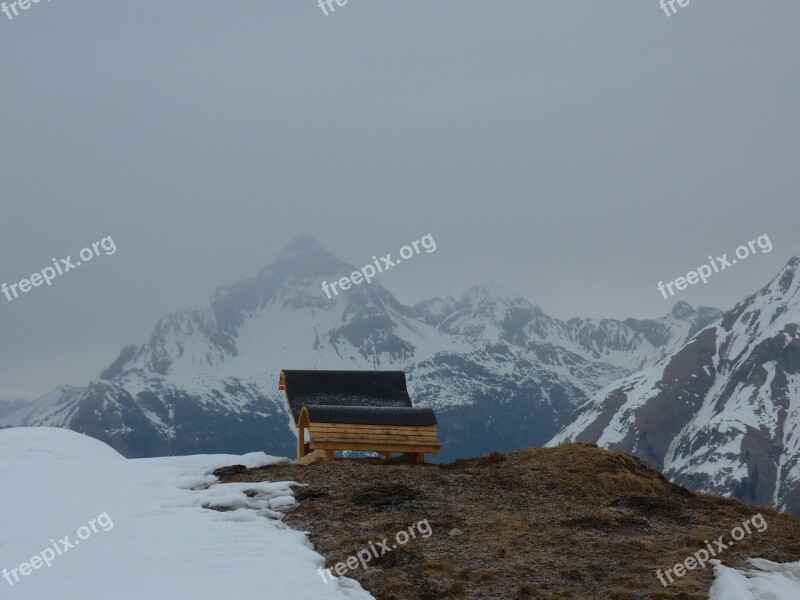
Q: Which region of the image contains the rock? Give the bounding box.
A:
[211,464,248,479]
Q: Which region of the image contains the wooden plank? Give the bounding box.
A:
[310,423,436,430]
[297,407,310,428]
[297,426,306,460]
[309,431,437,441]
[311,435,440,446]
[309,428,438,439]
[309,424,436,434]
[312,444,440,455]
[310,440,441,453]
[310,438,435,446]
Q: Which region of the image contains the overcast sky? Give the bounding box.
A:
[1,1,799,399]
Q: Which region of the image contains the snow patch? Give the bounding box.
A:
[710,558,800,599]
[0,428,373,600]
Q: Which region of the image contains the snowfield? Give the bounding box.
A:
[0,428,372,600]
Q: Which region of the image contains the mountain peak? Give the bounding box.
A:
[257,234,346,282]
[772,254,800,298]
[459,282,530,307]
[670,300,695,320]
[277,235,325,260]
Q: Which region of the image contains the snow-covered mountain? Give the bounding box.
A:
[551,255,800,516]
[0,398,29,419]
[1,235,720,461]
[414,288,721,372]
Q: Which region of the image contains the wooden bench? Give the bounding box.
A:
[279,370,442,464]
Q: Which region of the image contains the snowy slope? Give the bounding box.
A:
[2,236,720,462]
[414,287,721,372]
[0,398,29,420]
[551,255,800,515]
[0,427,372,600]
[710,559,800,599]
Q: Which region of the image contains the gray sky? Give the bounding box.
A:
[1,1,799,399]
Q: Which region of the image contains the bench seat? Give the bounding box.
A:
[298,406,441,463]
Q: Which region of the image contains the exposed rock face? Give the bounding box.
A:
[552,256,800,516]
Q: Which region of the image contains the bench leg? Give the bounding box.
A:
[297,426,306,461]
[297,450,326,466]
[416,453,425,464]
[326,449,335,461]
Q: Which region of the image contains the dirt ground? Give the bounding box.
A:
[215,444,800,600]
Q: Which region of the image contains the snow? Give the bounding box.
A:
[550,258,800,510]
[775,373,800,509]
[525,306,708,372]
[1,386,80,427]
[549,357,670,448]
[709,559,800,599]
[0,427,373,600]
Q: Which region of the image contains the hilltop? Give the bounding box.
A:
[218,444,800,599]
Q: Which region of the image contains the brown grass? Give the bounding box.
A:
[216,443,800,599]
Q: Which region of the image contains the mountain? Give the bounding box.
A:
[415,289,721,372]
[550,255,800,516]
[2,235,720,462]
[0,398,29,419]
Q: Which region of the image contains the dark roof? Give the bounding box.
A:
[280,370,413,423]
[304,405,437,427]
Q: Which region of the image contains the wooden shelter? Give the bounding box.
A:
[279,370,441,465]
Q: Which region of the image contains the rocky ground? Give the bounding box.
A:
[215,444,800,599]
